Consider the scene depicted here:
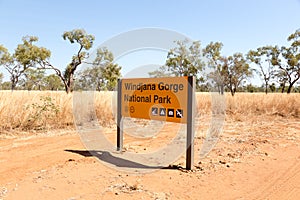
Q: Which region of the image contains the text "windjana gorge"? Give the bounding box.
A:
[124,82,184,93]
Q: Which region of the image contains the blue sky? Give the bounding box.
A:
[1,0,300,84]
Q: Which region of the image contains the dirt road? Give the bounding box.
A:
[1,116,300,200]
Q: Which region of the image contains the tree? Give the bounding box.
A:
[44,74,64,91]
[165,39,205,85]
[223,53,253,96]
[148,65,172,78]
[269,83,276,92]
[95,48,121,91]
[41,29,95,93]
[76,66,103,91]
[202,41,226,94]
[1,81,11,90]
[270,45,300,94]
[283,29,300,93]
[268,29,300,94]
[275,70,289,93]
[21,68,46,90]
[76,47,121,91]
[0,36,50,90]
[247,46,277,94]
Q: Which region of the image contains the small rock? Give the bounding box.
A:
[219,160,226,164]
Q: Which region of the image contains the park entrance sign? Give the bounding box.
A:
[121,76,188,123]
[117,76,195,170]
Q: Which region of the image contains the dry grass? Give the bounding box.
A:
[0,91,299,134]
[225,93,300,118]
[0,91,73,133]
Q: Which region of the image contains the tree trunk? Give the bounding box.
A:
[62,80,70,94]
[281,84,285,93]
[265,82,268,94]
[230,87,235,96]
[287,84,293,94]
[11,80,16,91]
[287,78,299,94]
[11,84,15,91]
[65,85,71,94]
[64,74,74,94]
[220,84,224,95]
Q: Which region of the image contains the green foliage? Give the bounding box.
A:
[244,84,258,93]
[0,36,51,90]
[0,81,11,90]
[20,68,46,90]
[258,29,300,94]
[24,96,60,130]
[165,39,204,85]
[202,41,226,94]
[203,42,223,64]
[269,83,276,92]
[247,46,277,94]
[0,45,12,65]
[101,62,121,91]
[63,29,94,50]
[14,36,51,66]
[225,53,253,96]
[43,74,64,91]
[76,47,121,91]
[76,65,103,91]
[203,42,252,95]
[60,29,95,93]
[148,65,173,78]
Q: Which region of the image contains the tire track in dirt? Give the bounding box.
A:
[251,151,300,199]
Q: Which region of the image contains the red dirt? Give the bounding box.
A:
[1,115,300,200]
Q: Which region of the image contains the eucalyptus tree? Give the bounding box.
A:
[202,41,226,94]
[41,29,95,93]
[0,36,50,90]
[247,46,277,94]
[76,47,121,91]
[224,53,253,96]
[165,39,205,86]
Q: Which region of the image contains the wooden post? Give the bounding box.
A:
[186,76,195,170]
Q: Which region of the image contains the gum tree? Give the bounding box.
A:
[0,36,50,90]
[41,29,95,93]
[165,39,205,85]
[282,29,300,93]
[224,53,253,96]
[202,41,226,94]
[264,29,300,94]
[247,46,277,94]
[76,47,121,91]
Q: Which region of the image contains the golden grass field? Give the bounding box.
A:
[0,91,299,134]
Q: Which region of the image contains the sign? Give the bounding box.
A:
[117,76,195,170]
[120,76,188,123]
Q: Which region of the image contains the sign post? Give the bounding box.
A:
[117,79,123,151]
[186,76,195,170]
[117,76,195,170]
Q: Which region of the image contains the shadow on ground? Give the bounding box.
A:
[65,149,164,169]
